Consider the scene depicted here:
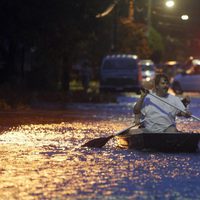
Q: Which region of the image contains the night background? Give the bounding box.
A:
[0,0,200,107]
[0,1,200,199]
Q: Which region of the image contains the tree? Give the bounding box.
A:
[116,19,151,58]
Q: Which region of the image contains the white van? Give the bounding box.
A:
[99,54,142,92]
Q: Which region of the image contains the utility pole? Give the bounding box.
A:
[147,0,152,36]
[111,7,118,52]
[129,0,134,22]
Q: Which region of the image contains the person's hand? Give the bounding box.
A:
[182,96,191,107]
[140,87,149,98]
[182,109,192,118]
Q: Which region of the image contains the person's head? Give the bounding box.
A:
[154,74,170,97]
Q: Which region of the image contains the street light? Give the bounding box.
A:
[95,0,120,51]
[147,0,175,36]
[165,0,175,8]
[181,15,189,21]
[147,0,175,32]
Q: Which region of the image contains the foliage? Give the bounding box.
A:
[0,0,165,93]
[148,26,164,63]
[117,20,152,58]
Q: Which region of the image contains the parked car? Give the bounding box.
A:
[171,64,200,94]
[99,54,142,92]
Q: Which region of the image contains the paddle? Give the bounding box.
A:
[81,124,138,148]
[145,89,200,121]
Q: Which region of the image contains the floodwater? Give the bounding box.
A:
[0,95,200,200]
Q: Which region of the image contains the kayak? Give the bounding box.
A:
[116,131,200,152]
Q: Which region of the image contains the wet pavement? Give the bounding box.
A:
[0,92,199,199]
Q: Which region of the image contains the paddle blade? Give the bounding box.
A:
[81,135,114,148]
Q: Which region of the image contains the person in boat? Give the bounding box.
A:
[133,73,191,133]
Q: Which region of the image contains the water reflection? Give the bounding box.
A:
[0,118,200,199]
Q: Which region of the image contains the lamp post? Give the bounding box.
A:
[95,1,119,52]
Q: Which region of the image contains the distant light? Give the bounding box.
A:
[146,77,151,81]
[165,0,175,8]
[146,62,151,66]
[189,56,194,60]
[181,15,189,20]
[145,70,151,76]
[167,61,177,65]
[133,55,138,59]
[192,59,200,65]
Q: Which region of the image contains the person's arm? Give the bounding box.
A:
[177,96,191,118]
[177,96,192,118]
[133,89,148,114]
[134,113,141,125]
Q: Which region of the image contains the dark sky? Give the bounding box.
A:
[163,0,200,23]
[150,0,200,36]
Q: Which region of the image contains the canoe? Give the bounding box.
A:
[116,131,200,152]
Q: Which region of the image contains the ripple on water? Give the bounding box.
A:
[0,120,200,199]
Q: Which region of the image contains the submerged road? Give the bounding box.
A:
[0,92,199,199]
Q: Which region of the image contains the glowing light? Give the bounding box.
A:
[145,70,151,76]
[145,77,151,81]
[181,15,189,20]
[192,59,200,65]
[165,0,175,8]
